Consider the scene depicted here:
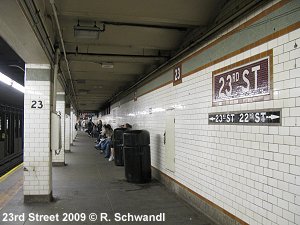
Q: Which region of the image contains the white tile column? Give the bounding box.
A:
[64,108,71,153]
[52,91,65,166]
[70,109,74,146]
[23,64,52,202]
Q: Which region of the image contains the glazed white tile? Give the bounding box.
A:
[23,66,52,196]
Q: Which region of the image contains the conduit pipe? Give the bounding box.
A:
[50,0,77,110]
[52,48,60,112]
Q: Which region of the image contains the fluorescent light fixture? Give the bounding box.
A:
[0,72,24,93]
[0,72,13,85]
[101,62,114,69]
[74,21,105,39]
[12,82,25,93]
[74,26,100,39]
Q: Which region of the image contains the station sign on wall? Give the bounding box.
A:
[173,64,182,86]
[208,109,281,126]
[212,53,272,106]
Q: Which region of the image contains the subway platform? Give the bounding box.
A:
[0,132,216,225]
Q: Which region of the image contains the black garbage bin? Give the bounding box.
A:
[123,130,151,183]
[113,128,127,166]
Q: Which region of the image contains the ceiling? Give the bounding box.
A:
[0,37,24,108]
[45,0,229,112]
[0,37,24,86]
[0,81,24,107]
[0,0,265,112]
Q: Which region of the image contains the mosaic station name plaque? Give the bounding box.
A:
[208,110,281,125]
[212,56,271,106]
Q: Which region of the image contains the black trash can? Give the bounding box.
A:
[113,128,127,166]
[123,130,151,183]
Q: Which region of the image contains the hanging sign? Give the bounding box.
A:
[208,109,281,125]
[213,56,271,105]
[133,91,137,101]
[173,64,182,86]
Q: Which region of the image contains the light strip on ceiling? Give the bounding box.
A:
[0,72,24,93]
[73,22,105,39]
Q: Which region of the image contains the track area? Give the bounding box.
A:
[0,104,23,177]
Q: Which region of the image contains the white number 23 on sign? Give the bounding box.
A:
[174,67,181,81]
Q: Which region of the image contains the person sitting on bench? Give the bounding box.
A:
[95,124,113,158]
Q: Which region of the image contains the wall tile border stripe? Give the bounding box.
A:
[211,49,273,75]
[135,0,294,100]
[182,0,290,64]
[182,22,298,79]
[137,21,299,99]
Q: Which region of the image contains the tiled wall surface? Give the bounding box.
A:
[101,4,300,225]
[23,65,52,196]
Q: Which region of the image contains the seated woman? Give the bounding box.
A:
[95,124,113,158]
[103,124,113,158]
[95,124,107,149]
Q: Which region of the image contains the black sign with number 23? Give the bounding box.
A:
[31,100,43,109]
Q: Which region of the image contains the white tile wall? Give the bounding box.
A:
[101,22,300,225]
[24,66,52,196]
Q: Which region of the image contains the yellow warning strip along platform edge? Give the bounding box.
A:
[0,163,23,182]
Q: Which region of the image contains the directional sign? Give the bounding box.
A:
[208,110,281,125]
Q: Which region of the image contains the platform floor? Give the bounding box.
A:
[0,132,216,225]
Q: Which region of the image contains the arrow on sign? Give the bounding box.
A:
[209,117,216,121]
[266,114,280,120]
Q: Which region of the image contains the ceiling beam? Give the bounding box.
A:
[102,21,190,31]
[66,52,169,59]
[66,56,166,64]
[58,12,202,27]
[64,41,175,51]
